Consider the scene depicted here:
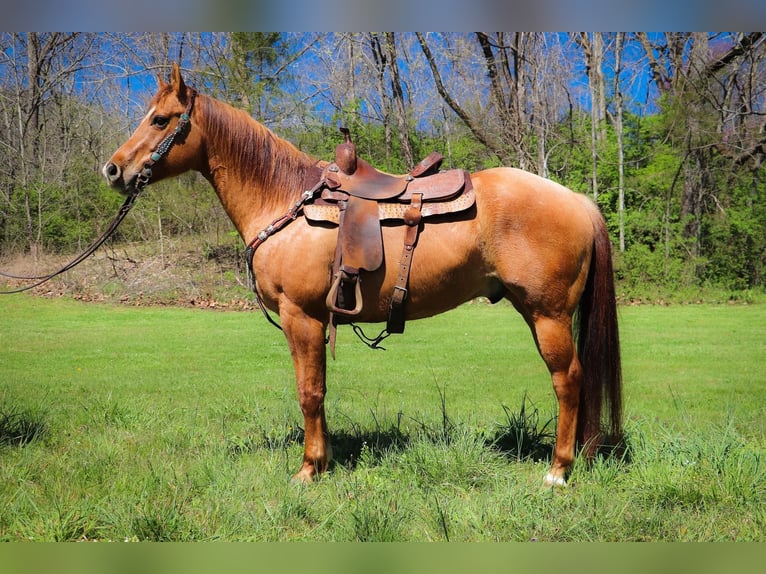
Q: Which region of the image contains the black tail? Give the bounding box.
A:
[575,201,623,451]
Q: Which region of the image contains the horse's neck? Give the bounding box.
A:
[199,95,314,243]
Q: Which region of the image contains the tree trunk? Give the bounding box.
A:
[511,33,528,171]
[24,33,42,259]
[577,32,606,199]
[614,32,626,252]
[679,33,711,254]
[384,33,414,169]
[368,34,392,162]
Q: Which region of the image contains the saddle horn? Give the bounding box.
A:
[335,127,357,175]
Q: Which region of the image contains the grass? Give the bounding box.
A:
[0,294,764,541]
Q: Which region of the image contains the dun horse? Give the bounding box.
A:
[104,64,621,487]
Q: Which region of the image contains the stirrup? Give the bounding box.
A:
[326,271,363,316]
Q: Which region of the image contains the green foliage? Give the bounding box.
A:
[555,105,766,293]
[219,33,287,118]
[2,34,764,293]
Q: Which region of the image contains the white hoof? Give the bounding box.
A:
[544,472,567,488]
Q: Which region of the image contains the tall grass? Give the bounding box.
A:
[1,295,764,541]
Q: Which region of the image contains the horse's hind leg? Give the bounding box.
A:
[530,315,582,487]
[279,300,332,483]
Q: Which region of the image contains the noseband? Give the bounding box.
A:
[0,89,197,294]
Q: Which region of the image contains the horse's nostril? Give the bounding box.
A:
[104,162,121,182]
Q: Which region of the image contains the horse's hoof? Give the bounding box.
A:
[543,471,567,488]
[290,473,313,485]
[290,466,316,485]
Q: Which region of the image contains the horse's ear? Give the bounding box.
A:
[170,62,186,98]
[156,73,168,90]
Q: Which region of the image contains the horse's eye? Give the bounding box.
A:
[152,116,170,128]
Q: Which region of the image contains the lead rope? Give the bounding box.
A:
[0,89,196,295]
[350,324,391,350]
[244,243,283,332]
[0,191,140,294]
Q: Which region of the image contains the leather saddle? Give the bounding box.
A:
[306,128,475,343]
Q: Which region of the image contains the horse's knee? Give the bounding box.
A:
[298,389,325,417]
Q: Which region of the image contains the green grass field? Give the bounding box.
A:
[1,294,764,541]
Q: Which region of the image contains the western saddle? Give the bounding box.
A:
[302,128,476,349]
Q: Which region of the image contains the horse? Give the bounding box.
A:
[103,63,622,487]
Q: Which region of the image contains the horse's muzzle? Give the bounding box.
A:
[103,161,123,186]
[103,161,137,195]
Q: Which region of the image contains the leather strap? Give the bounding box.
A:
[326,200,347,359]
[387,193,423,334]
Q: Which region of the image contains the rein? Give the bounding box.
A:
[0,192,140,294]
[0,89,196,295]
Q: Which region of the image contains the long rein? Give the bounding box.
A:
[0,90,196,295]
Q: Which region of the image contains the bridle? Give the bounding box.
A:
[0,89,196,295]
[135,89,196,191]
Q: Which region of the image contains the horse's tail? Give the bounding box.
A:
[575,197,623,452]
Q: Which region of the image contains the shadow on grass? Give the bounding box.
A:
[225,393,631,472]
[330,424,410,470]
[0,403,48,448]
[225,424,305,457]
[589,432,633,465]
[487,394,556,463]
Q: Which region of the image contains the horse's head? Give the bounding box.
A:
[104,63,202,195]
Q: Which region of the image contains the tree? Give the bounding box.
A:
[416,32,574,175]
[0,32,103,257]
[575,32,607,199]
[382,33,414,169]
[636,32,765,285]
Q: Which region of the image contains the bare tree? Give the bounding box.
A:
[0,32,103,257]
[383,33,414,168]
[417,32,573,173]
[416,32,507,164]
[613,32,626,253]
[637,32,765,253]
[576,32,607,199]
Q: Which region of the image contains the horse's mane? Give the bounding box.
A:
[197,93,316,209]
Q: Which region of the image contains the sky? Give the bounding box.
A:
[0,31,738,134]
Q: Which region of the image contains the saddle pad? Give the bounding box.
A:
[303,185,476,225]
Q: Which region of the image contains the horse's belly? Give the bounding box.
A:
[357,219,491,322]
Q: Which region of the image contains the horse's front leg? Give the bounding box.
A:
[279,300,331,483]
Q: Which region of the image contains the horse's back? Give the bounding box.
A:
[471,166,596,244]
[472,167,592,220]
